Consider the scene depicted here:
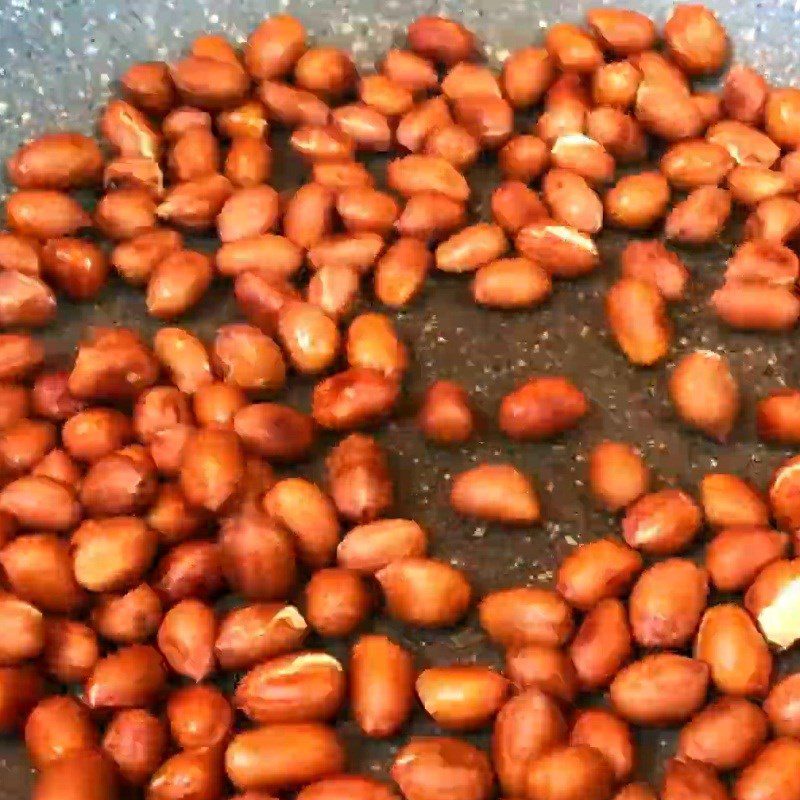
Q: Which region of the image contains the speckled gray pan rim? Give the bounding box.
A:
[1,0,800,796]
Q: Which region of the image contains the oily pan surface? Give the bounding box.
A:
[1,0,800,794]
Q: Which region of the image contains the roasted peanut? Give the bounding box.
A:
[6,190,91,239]
[517,219,600,278]
[0,334,44,380]
[764,673,800,737]
[85,644,166,709]
[695,604,772,697]
[711,281,800,331]
[121,61,176,115]
[587,8,656,54]
[41,237,109,300]
[542,168,603,234]
[569,598,632,690]
[592,61,641,109]
[570,709,634,782]
[502,47,555,109]
[296,776,398,800]
[312,367,399,430]
[586,107,647,162]
[665,186,731,244]
[351,633,415,738]
[277,301,341,375]
[726,239,799,286]
[157,598,217,681]
[504,644,578,703]
[31,749,119,800]
[661,758,728,800]
[377,557,471,628]
[215,603,308,671]
[381,48,439,93]
[68,327,159,401]
[610,653,709,725]
[678,696,768,770]
[219,511,296,600]
[480,586,573,648]
[307,263,359,319]
[148,749,223,800]
[305,568,371,637]
[472,257,552,310]
[391,737,493,800]
[0,476,81,532]
[526,744,615,800]
[635,80,704,141]
[224,136,273,187]
[629,558,708,648]
[103,709,166,786]
[708,120,780,168]
[606,277,671,366]
[25,696,98,770]
[91,583,163,644]
[491,181,548,235]
[387,155,470,202]
[416,381,475,444]
[499,375,588,441]
[450,463,540,525]
[225,723,346,792]
[700,473,769,530]
[8,133,103,190]
[416,666,509,731]
[235,651,344,724]
[0,268,56,328]
[664,4,728,75]
[557,538,643,610]
[0,418,55,474]
[706,526,787,592]
[245,15,307,80]
[744,558,800,649]
[733,737,800,800]
[337,518,427,573]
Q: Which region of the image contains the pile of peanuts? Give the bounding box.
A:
[2,4,800,800]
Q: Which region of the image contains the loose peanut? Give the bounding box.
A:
[678,696,768,770]
[727,239,799,286]
[500,375,588,441]
[31,749,119,800]
[610,653,709,725]
[91,584,163,644]
[493,689,567,796]
[606,278,671,366]
[382,48,438,93]
[0,232,41,275]
[148,749,223,800]
[41,618,97,682]
[225,723,345,792]
[695,604,772,697]
[744,558,800,649]
[504,644,578,703]
[305,568,371,638]
[569,598,632,690]
[764,674,800,737]
[480,586,573,648]
[0,476,81,532]
[416,666,509,731]
[629,558,708,648]
[41,237,109,300]
[8,133,103,190]
[25,696,98,770]
[85,644,166,709]
[337,518,427,574]
[723,64,768,124]
[733,737,800,800]
[526,744,615,800]
[215,603,308,671]
[708,120,780,168]
[711,281,800,331]
[103,709,166,786]
[586,107,647,162]
[664,4,728,75]
[6,190,91,239]
[388,155,470,202]
[592,61,641,109]
[377,557,471,628]
[391,737,493,800]
[700,473,769,530]
[557,538,643,610]
[570,708,634,782]
[245,15,306,80]
[312,368,400,430]
[491,181,548,235]
[235,651,345,724]
[516,219,600,278]
[587,9,656,54]
[450,463,540,525]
